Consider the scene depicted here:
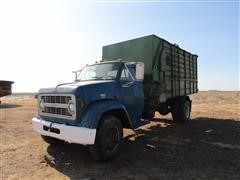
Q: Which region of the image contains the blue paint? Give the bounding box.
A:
[38,62,144,130]
[80,100,132,128]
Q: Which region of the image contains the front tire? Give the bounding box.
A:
[171,97,191,123]
[89,115,123,161]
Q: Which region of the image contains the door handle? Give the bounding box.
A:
[122,82,134,88]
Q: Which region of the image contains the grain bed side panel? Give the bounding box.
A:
[159,39,198,100]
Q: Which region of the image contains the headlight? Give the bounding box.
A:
[68,102,75,114]
[39,99,45,110]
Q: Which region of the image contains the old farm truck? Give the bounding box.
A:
[32,35,198,161]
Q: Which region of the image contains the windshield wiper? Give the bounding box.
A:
[90,76,105,80]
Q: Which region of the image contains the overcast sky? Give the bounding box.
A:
[0,0,239,92]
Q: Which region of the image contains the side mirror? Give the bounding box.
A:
[135,62,144,81]
[72,70,82,81]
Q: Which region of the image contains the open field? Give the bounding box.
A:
[0,91,240,179]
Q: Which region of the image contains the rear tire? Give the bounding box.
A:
[89,115,123,161]
[41,135,63,145]
[171,97,191,123]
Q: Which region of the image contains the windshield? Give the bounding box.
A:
[78,63,120,81]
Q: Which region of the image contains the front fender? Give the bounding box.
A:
[79,100,132,129]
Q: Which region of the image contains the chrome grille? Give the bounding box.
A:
[41,96,72,104]
[43,107,71,116]
[38,94,76,120]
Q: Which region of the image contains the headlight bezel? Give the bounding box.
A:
[39,99,45,110]
[67,101,75,114]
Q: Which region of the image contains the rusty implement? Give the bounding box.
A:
[0,80,14,98]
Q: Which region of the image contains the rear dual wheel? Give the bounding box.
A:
[171,96,191,123]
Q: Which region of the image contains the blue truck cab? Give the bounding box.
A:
[32,61,145,161]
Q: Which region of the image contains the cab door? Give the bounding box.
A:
[119,64,144,128]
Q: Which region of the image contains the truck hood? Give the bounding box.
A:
[39,80,115,94]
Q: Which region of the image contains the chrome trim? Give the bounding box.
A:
[32,117,96,145]
[38,94,76,120]
[44,103,68,108]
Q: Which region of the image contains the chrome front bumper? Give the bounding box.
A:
[32,117,96,145]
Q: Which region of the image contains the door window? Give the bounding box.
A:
[121,66,135,81]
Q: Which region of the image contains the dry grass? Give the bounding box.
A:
[0,91,239,180]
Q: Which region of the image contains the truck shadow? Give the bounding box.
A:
[45,117,240,179]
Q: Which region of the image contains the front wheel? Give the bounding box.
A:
[171,97,191,123]
[89,115,123,161]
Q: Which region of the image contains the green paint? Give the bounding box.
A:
[103,35,198,101]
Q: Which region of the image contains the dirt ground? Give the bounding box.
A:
[0,91,240,180]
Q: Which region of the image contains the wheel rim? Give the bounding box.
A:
[184,101,190,119]
[102,127,120,153]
